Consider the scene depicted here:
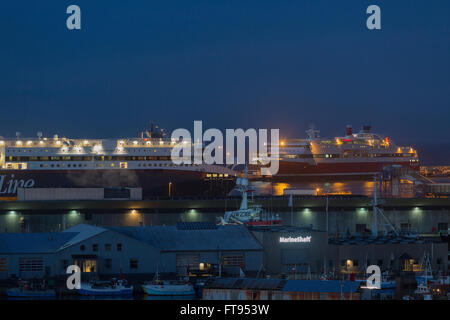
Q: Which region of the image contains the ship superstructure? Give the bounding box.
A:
[262,125,419,177]
[0,126,236,199]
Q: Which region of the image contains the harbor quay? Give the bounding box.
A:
[0,197,448,236]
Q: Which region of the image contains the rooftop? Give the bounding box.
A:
[106,224,262,251]
[204,277,360,293]
[0,232,78,254]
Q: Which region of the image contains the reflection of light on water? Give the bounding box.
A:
[331,182,345,193]
[250,179,413,197]
[272,183,291,196]
[363,181,374,196]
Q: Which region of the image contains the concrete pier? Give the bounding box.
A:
[0,197,448,235]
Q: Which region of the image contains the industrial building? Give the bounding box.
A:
[0,221,447,282]
[249,226,328,275]
[0,223,263,280]
[328,236,448,275]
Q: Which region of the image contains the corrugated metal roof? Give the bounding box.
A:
[60,224,107,249]
[204,278,360,293]
[176,222,217,230]
[283,280,360,293]
[205,278,285,290]
[0,232,78,254]
[106,225,262,251]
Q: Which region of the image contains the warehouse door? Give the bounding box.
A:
[282,249,309,274]
[176,254,199,275]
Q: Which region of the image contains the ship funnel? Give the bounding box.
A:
[346,125,352,136]
[362,125,372,133]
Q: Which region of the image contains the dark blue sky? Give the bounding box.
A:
[0,1,449,144]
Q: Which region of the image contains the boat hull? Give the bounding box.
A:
[78,285,134,296]
[6,288,56,297]
[142,284,195,296]
[0,169,236,199]
[273,160,419,177]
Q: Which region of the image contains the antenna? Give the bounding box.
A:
[372,176,399,237]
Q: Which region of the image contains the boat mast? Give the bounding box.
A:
[373,176,378,238]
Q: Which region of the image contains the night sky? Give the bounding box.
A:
[0,1,449,145]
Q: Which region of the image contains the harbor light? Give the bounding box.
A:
[187,209,198,220]
[302,208,312,218]
[16,141,22,146]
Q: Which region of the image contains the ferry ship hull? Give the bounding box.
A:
[273,160,419,178]
[0,169,236,199]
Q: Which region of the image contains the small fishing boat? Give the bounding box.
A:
[78,279,133,296]
[6,287,56,298]
[142,280,195,296]
[415,282,432,300]
[142,268,195,296]
[6,280,56,298]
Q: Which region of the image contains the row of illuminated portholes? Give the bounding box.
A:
[32,162,201,169]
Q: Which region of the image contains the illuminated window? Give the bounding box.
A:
[74,259,96,273]
[120,162,128,169]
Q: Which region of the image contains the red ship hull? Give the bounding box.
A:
[276,160,419,177]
